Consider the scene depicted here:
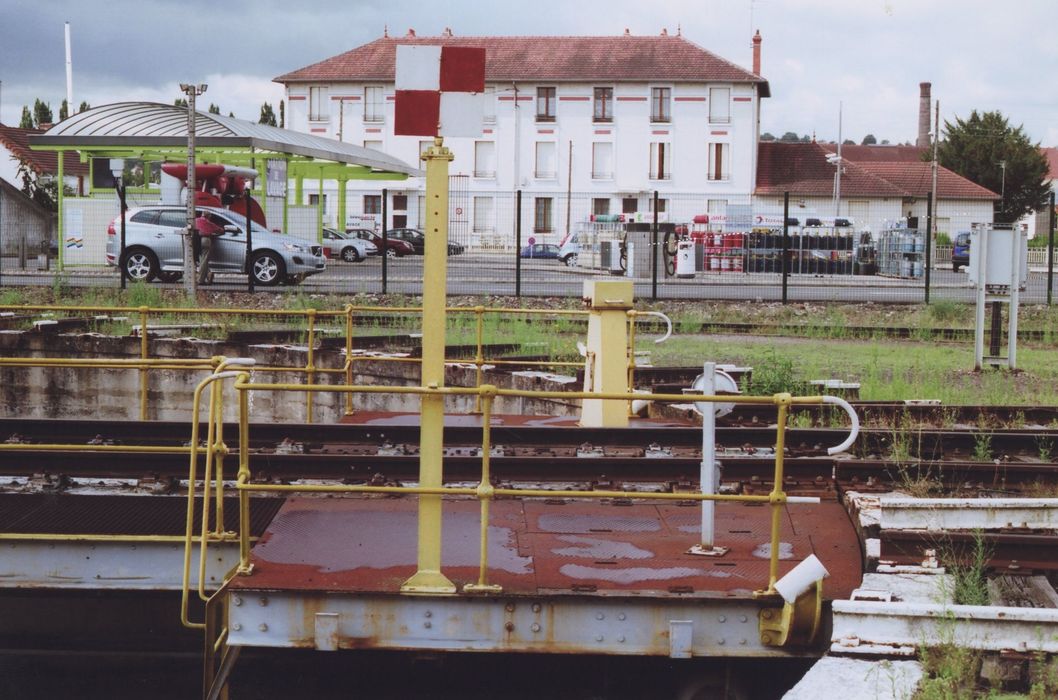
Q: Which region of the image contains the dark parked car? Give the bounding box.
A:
[952,231,970,272]
[346,228,414,257]
[520,243,560,259]
[385,228,465,256]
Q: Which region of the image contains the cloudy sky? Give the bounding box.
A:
[2,0,1055,146]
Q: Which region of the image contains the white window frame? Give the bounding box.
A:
[649,142,671,181]
[364,86,384,123]
[593,86,614,123]
[474,141,496,179]
[708,87,730,124]
[536,87,556,122]
[592,142,614,180]
[535,141,557,180]
[651,86,671,123]
[363,140,383,151]
[483,86,496,124]
[309,86,328,121]
[707,142,730,181]
[473,196,495,234]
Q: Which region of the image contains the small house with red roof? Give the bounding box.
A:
[275,29,769,244]
[0,123,87,195]
[754,141,998,236]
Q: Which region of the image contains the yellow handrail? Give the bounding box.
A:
[226,376,842,597]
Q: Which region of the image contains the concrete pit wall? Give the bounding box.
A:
[0,331,581,423]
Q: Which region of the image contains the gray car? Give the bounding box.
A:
[105,206,326,285]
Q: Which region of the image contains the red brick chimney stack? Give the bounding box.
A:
[752,31,762,76]
[917,82,932,148]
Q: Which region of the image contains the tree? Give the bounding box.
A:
[935,110,1050,223]
[279,100,285,129]
[861,134,877,145]
[208,103,221,115]
[59,99,69,121]
[78,101,90,113]
[779,131,800,142]
[33,99,54,127]
[842,139,855,145]
[19,106,34,129]
[259,102,277,126]
[229,111,235,118]
[174,98,188,108]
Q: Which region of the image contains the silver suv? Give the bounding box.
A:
[105,206,326,285]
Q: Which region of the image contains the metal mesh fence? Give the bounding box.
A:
[1,186,1055,305]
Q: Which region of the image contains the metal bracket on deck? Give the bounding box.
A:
[758,580,823,648]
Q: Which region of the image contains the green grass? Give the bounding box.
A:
[644,334,1058,405]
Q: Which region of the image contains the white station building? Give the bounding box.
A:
[275,29,770,245]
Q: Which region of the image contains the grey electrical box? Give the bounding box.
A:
[968,223,1028,289]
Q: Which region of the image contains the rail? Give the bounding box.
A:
[0,303,598,422]
[185,372,859,618]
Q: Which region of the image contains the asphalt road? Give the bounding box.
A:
[3,252,1056,304]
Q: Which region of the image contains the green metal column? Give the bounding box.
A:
[337,177,347,234]
[317,171,324,244]
[57,149,65,271]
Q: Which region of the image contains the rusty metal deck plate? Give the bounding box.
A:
[229,496,862,600]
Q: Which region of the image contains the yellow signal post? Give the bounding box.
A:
[401,137,457,595]
[580,280,633,428]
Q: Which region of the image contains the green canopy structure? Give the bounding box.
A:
[30,101,422,268]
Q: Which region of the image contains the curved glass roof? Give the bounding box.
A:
[30,101,422,177]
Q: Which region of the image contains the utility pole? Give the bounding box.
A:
[834,101,842,217]
[930,100,939,265]
[180,83,207,296]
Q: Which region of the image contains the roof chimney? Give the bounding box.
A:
[624,28,631,36]
[406,28,416,37]
[917,82,931,148]
[660,28,668,36]
[752,30,762,76]
[442,27,453,37]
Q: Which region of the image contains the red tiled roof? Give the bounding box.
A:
[0,123,88,178]
[275,34,768,93]
[856,161,998,200]
[1042,147,1058,181]
[756,142,906,197]
[819,143,925,162]
[756,142,998,200]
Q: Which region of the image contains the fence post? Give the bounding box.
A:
[381,188,388,295]
[781,192,789,304]
[1048,190,1055,306]
[651,190,659,300]
[924,191,933,303]
[245,188,254,293]
[515,190,522,298]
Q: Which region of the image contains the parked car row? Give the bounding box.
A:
[105,210,473,286]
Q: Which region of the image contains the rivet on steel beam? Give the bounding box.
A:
[618,635,626,643]
[718,638,726,645]
[505,622,514,632]
[761,634,772,645]
[233,596,243,606]
[259,623,268,632]
[596,613,605,620]
[532,603,541,613]
[531,623,541,633]
[259,597,268,607]
[424,610,433,618]
[505,603,515,612]
[595,635,604,642]
[717,615,726,623]
[739,615,747,623]
[761,610,773,620]
[739,639,747,645]
[424,622,432,629]
[617,613,626,621]
[232,623,241,631]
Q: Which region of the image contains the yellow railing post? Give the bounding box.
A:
[305,309,316,423]
[139,306,150,420]
[236,373,253,575]
[401,136,457,595]
[212,368,227,538]
[465,385,502,594]
[767,392,792,594]
[473,305,485,414]
[344,304,354,416]
[626,310,637,417]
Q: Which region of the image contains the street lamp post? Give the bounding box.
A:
[110,159,127,290]
[179,83,207,296]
